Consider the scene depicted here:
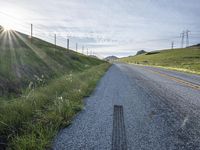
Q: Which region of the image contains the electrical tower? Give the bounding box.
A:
[180,31,185,48]
[185,30,190,47]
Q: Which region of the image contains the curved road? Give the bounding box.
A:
[54,63,200,150]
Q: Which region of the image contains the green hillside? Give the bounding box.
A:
[0,26,103,96]
[120,47,200,74]
[0,26,110,149]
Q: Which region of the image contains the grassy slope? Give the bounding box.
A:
[120,47,200,74]
[0,26,103,96]
[0,63,110,149]
[0,26,110,149]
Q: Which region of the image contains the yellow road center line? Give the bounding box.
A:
[146,69,200,91]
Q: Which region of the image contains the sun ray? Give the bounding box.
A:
[14,31,63,74]
[9,31,22,78]
[3,26,12,32]
[0,31,13,78]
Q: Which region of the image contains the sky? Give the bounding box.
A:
[0,0,200,58]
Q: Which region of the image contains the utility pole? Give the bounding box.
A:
[185,30,190,47]
[30,24,33,43]
[67,38,69,50]
[54,34,56,52]
[180,31,185,48]
[87,48,88,55]
[171,41,174,50]
[76,43,78,52]
[82,46,84,54]
[54,34,57,47]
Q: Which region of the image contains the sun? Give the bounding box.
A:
[1,21,13,32]
[3,25,12,31]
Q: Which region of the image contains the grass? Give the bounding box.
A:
[120,47,200,74]
[0,63,110,149]
[0,26,103,96]
[0,26,111,149]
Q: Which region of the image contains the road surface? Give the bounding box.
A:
[53,63,200,150]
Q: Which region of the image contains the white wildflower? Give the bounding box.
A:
[58,96,63,100]
[28,81,33,89]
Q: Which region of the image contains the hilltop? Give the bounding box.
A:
[188,43,200,48]
[120,47,200,74]
[104,56,118,61]
[0,26,103,96]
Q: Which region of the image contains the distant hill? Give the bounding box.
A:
[89,55,98,59]
[104,56,118,61]
[0,26,104,96]
[188,43,200,48]
[120,47,200,74]
[136,50,146,55]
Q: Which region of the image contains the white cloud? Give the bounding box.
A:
[0,0,200,57]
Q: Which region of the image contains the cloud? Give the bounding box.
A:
[0,0,200,57]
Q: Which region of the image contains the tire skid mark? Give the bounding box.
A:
[112,105,127,150]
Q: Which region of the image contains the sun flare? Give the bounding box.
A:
[3,25,12,31]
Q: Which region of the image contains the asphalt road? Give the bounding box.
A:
[53,63,200,150]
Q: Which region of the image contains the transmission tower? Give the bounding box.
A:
[180,31,185,48]
[185,30,190,47]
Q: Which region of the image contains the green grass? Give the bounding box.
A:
[0,26,111,149]
[120,47,200,74]
[0,63,110,149]
[0,27,104,96]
